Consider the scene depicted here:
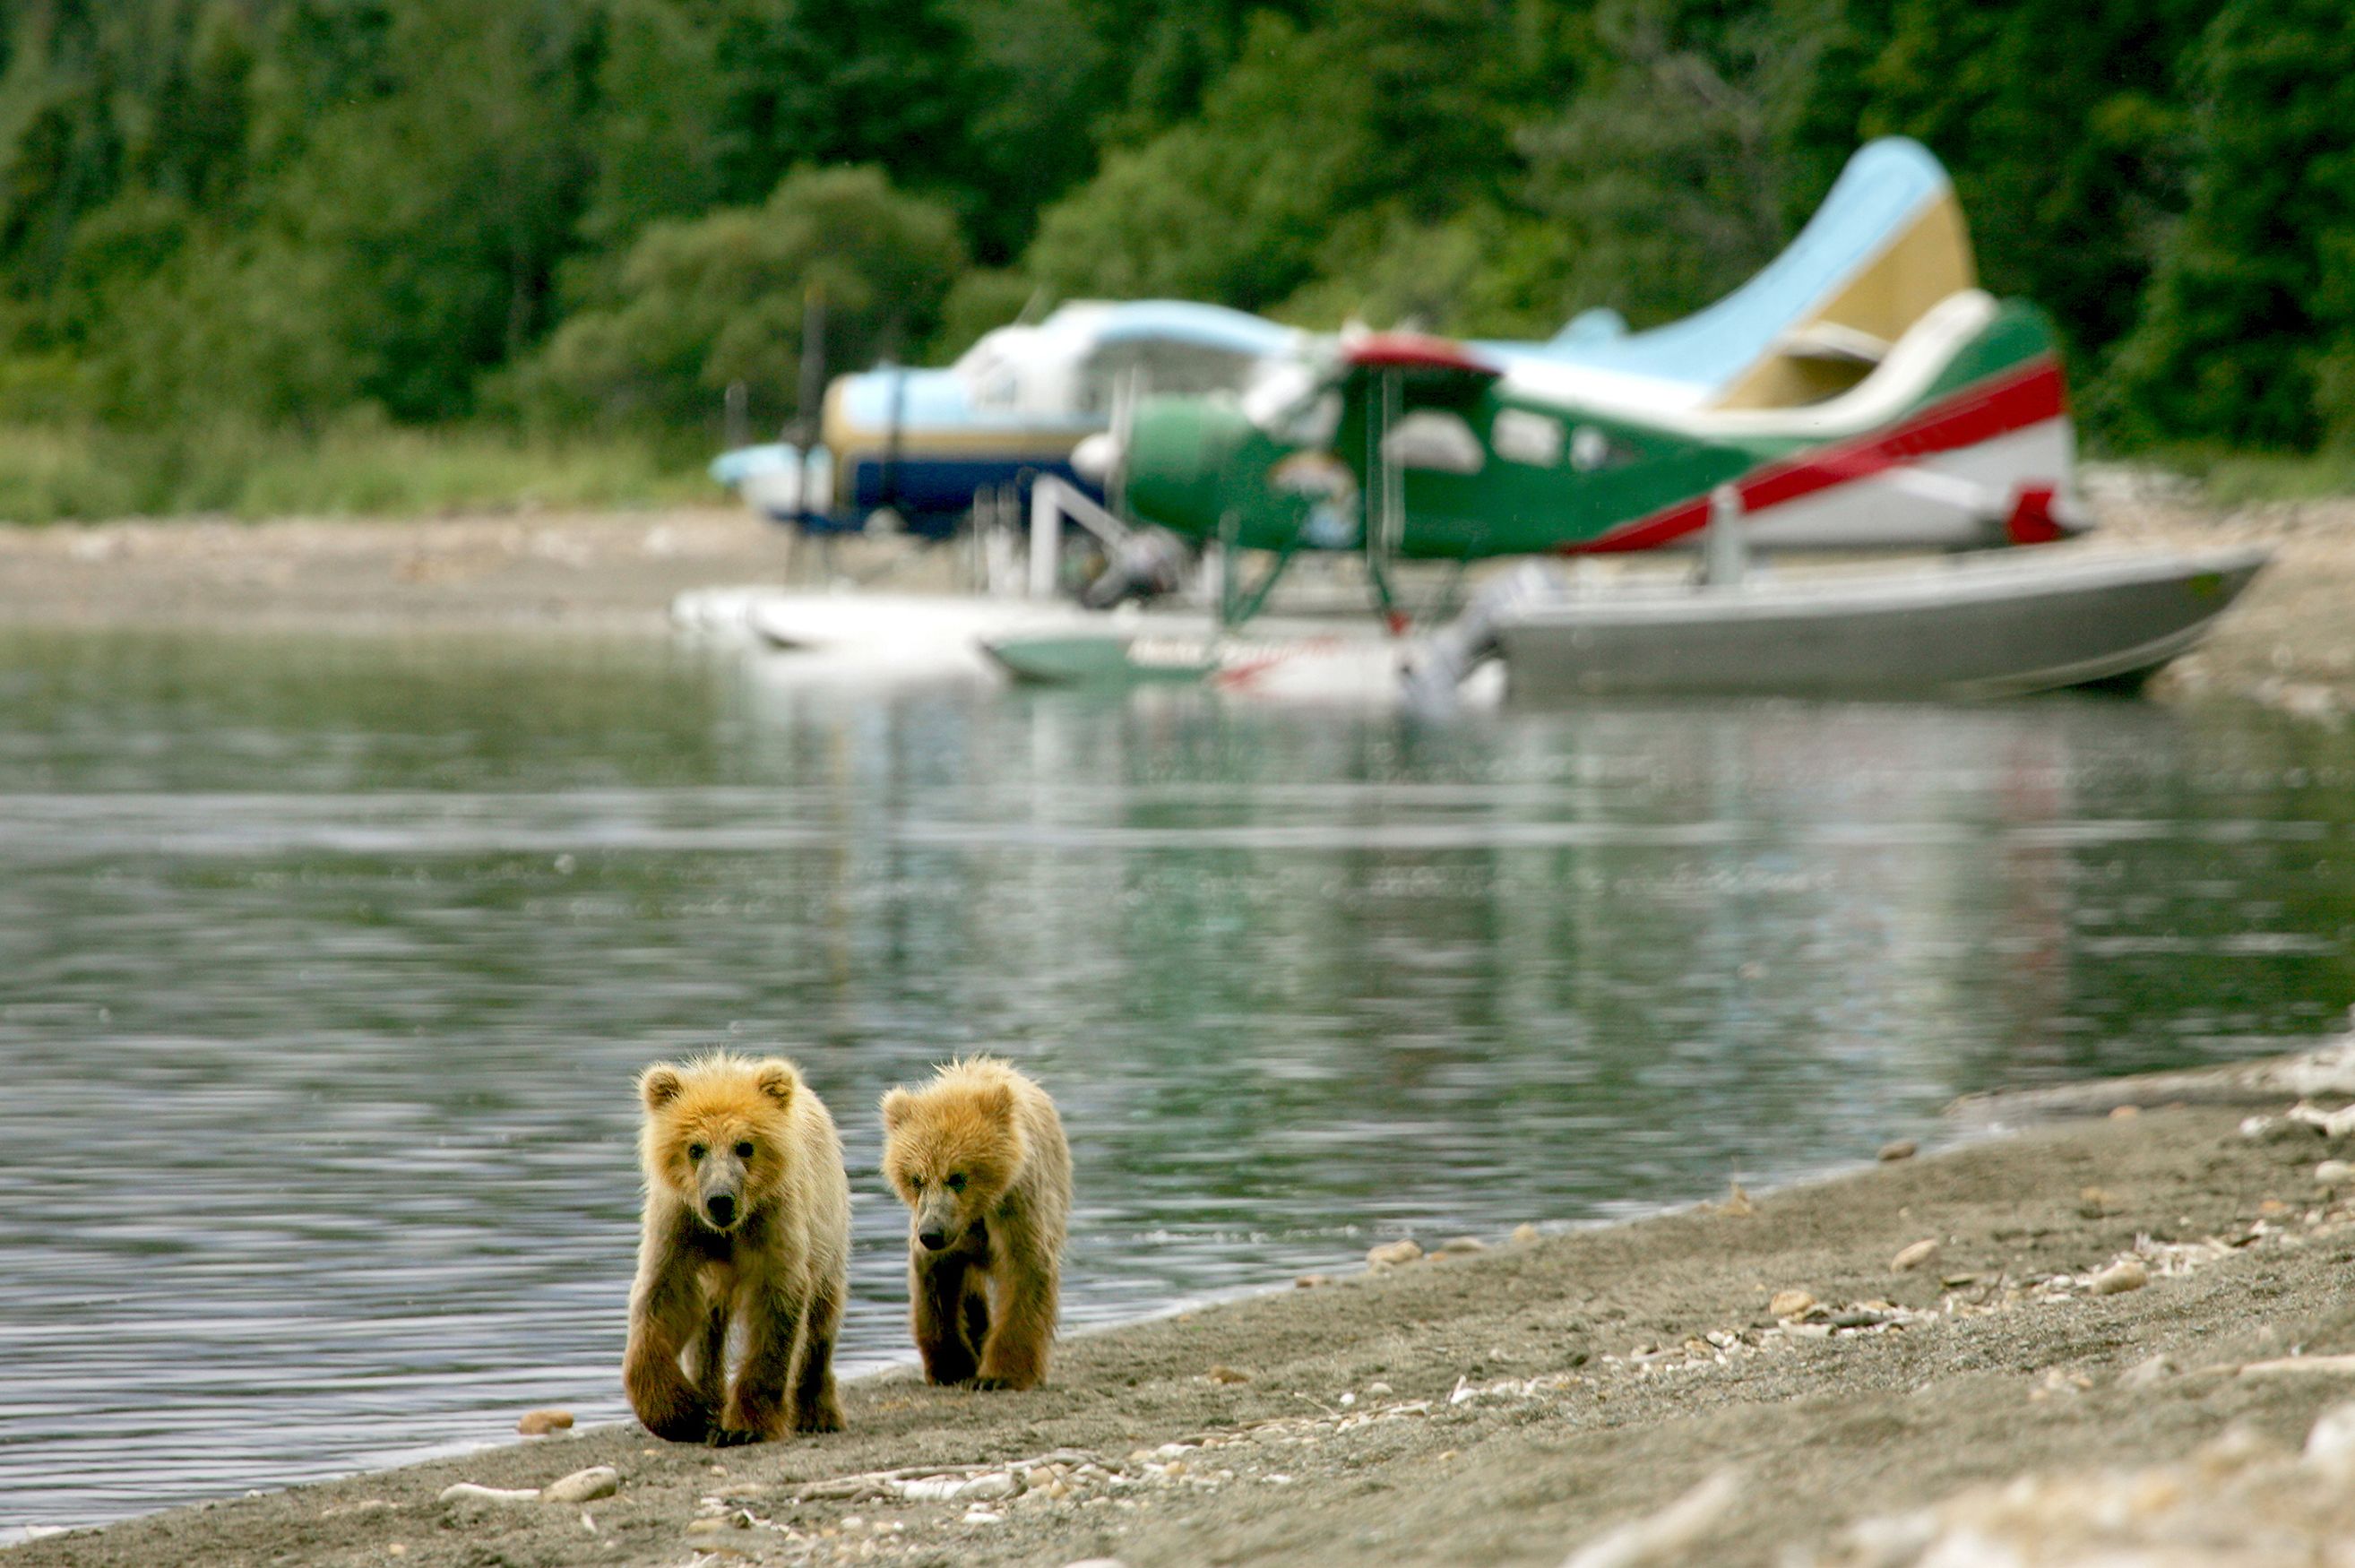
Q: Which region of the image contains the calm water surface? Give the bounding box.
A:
[2,628,2351,1538]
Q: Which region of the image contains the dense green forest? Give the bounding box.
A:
[0,0,2348,516]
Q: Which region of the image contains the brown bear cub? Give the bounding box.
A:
[880,1057,1071,1391]
[625,1053,850,1443]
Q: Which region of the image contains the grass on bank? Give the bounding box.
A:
[0,419,714,524]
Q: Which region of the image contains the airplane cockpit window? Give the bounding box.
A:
[1383,410,1486,473]
[1241,361,1317,430]
[1074,340,1262,415]
[961,345,1022,410]
[1568,424,1635,471]
[1240,362,1341,445]
[1491,409,1565,467]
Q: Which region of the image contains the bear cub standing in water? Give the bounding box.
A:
[881,1057,1071,1390]
[625,1053,850,1442]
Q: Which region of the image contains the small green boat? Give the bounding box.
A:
[988,632,1215,685]
[986,618,1407,696]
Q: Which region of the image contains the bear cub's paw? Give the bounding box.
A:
[792,1399,846,1434]
[706,1425,765,1448]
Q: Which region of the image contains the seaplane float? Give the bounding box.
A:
[686,139,2265,702]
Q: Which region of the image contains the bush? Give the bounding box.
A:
[522,166,965,436]
[0,418,703,524]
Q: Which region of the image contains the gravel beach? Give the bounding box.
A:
[11,1040,2355,1566]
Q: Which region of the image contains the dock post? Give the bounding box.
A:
[1028,478,1061,599]
[1703,484,1747,588]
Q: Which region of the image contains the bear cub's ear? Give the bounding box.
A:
[879,1086,914,1131]
[979,1081,1014,1121]
[754,1058,798,1107]
[639,1063,683,1110]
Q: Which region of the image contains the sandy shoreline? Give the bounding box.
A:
[13,1040,2355,1566]
[0,506,795,636]
[0,478,2351,713]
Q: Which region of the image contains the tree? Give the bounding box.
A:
[2109,0,2355,448]
[1505,0,1807,332]
[1786,0,2215,383]
[711,0,979,221]
[1022,14,1383,312]
[524,165,965,433]
[578,0,728,252]
[83,0,593,426]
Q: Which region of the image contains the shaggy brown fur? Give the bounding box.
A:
[625,1053,850,1443]
[880,1057,1072,1391]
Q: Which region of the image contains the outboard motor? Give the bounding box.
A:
[1399,562,1557,711]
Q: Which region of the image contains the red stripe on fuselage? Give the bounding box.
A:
[1560,357,2067,555]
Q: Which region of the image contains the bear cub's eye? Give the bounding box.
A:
[945,1173,967,1192]
[734,1140,755,1159]
[687,1143,706,1163]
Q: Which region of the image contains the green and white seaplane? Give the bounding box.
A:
[977,138,2265,701]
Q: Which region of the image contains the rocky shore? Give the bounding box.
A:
[13,1038,2355,1567]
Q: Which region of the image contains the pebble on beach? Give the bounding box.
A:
[1890,1238,1940,1273]
[320,1498,393,1519]
[1877,1140,1918,1162]
[2304,1400,2355,1478]
[2090,1259,2150,1296]
[2290,1101,2355,1138]
[515,1408,574,1436]
[1436,1235,1487,1256]
[437,1482,539,1508]
[1206,1364,1251,1384]
[2316,1159,2355,1186]
[954,1472,1022,1503]
[540,1466,619,1504]
[1367,1239,1424,1271]
[1295,1273,1332,1288]
[1769,1289,1816,1320]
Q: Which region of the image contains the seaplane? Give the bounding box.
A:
[691,139,2264,701]
[979,138,2265,699]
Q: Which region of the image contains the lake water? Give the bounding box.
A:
[2,626,2351,1539]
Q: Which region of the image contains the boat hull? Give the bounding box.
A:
[1492,545,2267,701]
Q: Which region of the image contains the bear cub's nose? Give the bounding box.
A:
[918,1228,949,1252]
[705,1193,738,1228]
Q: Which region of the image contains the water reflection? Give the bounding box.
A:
[0,628,2350,1538]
